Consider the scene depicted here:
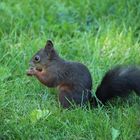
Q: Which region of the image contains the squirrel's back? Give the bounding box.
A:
[63,61,92,90]
[57,61,93,108]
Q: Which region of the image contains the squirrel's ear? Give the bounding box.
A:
[45,40,54,49]
[45,40,57,59]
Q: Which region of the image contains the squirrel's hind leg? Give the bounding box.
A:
[58,90,92,109]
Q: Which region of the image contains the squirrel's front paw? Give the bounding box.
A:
[26,68,35,76]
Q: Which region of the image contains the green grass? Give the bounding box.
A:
[0,0,140,139]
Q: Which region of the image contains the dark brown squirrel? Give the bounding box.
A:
[27,40,93,108]
[27,40,140,108]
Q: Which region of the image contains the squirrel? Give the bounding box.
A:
[27,40,92,108]
[27,40,140,108]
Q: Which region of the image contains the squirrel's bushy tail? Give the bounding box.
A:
[95,66,140,105]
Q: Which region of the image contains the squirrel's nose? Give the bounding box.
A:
[29,61,34,67]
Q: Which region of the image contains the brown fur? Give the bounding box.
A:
[27,40,92,108]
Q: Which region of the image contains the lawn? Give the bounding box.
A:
[0,0,140,139]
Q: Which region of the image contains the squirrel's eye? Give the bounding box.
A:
[34,55,40,62]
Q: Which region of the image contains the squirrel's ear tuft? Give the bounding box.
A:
[45,40,53,49]
[45,40,57,59]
